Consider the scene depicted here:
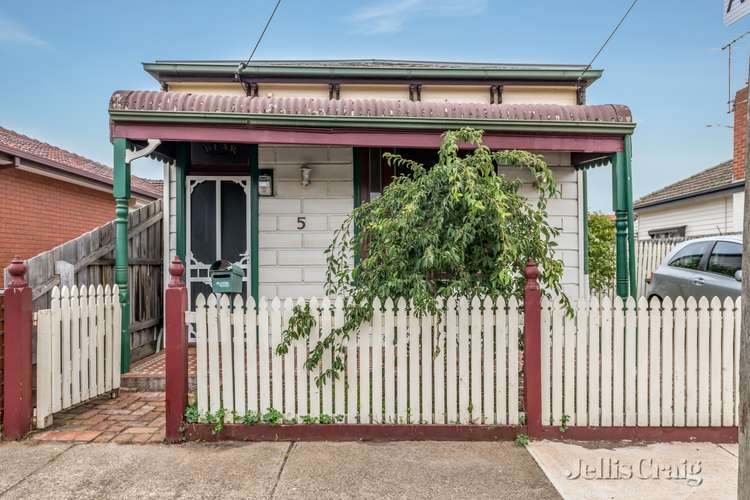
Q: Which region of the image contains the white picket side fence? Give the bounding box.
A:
[189,294,522,425]
[35,285,122,429]
[541,295,741,428]
[634,238,683,297]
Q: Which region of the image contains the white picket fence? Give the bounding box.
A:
[189,294,522,425]
[35,285,122,429]
[541,295,741,428]
[634,238,684,297]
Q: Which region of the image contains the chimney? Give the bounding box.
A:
[732,86,748,181]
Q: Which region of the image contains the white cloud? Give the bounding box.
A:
[0,15,47,47]
[351,0,487,35]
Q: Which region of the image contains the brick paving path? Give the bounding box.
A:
[31,391,165,444]
[121,347,196,391]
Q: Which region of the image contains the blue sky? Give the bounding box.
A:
[0,0,748,211]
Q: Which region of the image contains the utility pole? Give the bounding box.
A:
[739,57,750,500]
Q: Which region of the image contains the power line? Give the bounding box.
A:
[236,0,284,76]
[577,0,641,86]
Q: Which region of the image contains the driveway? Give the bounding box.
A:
[0,441,559,499]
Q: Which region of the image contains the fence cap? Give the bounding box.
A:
[8,256,27,288]
[524,259,539,281]
[169,256,185,287]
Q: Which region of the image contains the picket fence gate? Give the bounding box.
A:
[189,294,523,425]
[35,285,122,428]
[541,295,741,428]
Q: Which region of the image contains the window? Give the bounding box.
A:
[707,241,742,277]
[669,241,711,270]
[649,226,686,239]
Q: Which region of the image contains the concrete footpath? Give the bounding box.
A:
[527,440,738,500]
[0,441,559,499]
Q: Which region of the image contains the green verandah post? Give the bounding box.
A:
[612,150,629,298]
[624,135,637,298]
[113,138,131,373]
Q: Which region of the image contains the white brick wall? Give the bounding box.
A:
[258,145,353,298]
[500,162,581,297]
[167,147,582,299]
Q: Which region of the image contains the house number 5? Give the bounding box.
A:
[297,216,306,230]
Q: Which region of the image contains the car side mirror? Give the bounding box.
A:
[735,270,742,282]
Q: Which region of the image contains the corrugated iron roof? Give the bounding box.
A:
[0,126,162,198]
[109,90,632,124]
[634,160,738,209]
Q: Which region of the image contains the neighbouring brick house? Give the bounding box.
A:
[634,87,747,239]
[0,127,162,286]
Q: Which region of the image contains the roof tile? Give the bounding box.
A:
[634,160,737,209]
[0,127,161,198]
[109,90,632,124]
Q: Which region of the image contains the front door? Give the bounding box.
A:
[186,176,251,326]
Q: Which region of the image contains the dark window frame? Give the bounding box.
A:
[706,240,743,278]
[668,241,713,272]
[648,225,686,239]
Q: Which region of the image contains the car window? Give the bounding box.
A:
[668,241,712,270]
[707,241,742,277]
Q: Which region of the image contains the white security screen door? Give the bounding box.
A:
[186,176,251,337]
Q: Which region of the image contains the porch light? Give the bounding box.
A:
[258,170,274,196]
[300,165,312,187]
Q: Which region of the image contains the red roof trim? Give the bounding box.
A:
[111,121,624,153]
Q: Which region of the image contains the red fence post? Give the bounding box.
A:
[2,258,33,440]
[523,260,543,438]
[165,256,188,442]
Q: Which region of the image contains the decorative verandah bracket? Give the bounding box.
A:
[113,138,162,373]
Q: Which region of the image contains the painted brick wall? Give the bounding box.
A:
[733,86,747,182]
[258,145,353,298]
[504,152,581,298]
[0,168,115,287]
[167,147,581,299]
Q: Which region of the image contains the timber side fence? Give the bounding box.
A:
[3,199,163,361]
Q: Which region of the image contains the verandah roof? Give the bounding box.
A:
[108,90,634,153]
[110,90,632,128]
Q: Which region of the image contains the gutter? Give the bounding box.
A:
[108,110,636,136]
[633,180,745,210]
[142,62,603,86]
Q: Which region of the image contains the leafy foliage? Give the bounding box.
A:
[587,213,615,293]
[277,128,570,384]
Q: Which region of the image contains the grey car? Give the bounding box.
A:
[647,236,742,301]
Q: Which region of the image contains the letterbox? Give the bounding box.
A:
[209,260,244,294]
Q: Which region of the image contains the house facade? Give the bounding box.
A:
[634,86,747,239]
[108,60,637,369]
[0,127,161,286]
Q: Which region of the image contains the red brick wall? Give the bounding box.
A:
[733,86,748,182]
[0,294,4,426]
[0,168,116,286]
